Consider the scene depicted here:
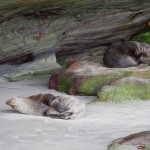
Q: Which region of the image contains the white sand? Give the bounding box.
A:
[0,77,150,150]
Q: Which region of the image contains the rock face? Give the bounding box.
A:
[108,131,150,150]
[0,0,150,64]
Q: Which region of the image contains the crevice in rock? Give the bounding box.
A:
[0,53,34,65]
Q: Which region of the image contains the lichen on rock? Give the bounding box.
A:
[49,57,150,102]
[133,31,150,44]
[108,131,150,150]
[78,71,131,95]
[97,77,150,103]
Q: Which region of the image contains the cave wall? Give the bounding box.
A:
[0,0,150,64]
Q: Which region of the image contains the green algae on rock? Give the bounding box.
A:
[49,59,137,95]
[58,76,72,93]
[131,66,150,79]
[49,57,150,96]
[78,71,130,96]
[108,131,150,150]
[133,31,150,44]
[97,77,150,103]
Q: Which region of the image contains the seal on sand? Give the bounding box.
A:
[103,41,150,68]
[6,93,86,120]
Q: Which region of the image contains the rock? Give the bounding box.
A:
[0,0,150,64]
[1,53,61,81]
[0,77,7,82]
[133,31,150,44]
[49,55,150,97]
[97,76,150,103]
[108,131,150,150]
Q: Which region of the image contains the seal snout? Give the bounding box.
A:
[6,99,15,106]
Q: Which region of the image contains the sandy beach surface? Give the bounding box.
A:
[0,76,150,150]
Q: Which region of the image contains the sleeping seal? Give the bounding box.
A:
[6,93,86,120]
[103,41,150,68]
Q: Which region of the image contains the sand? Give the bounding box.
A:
[0,77,150,150]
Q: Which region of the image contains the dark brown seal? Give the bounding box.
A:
[103,41,150,68]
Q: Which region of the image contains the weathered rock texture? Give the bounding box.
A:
[0,53,61,82]
[0,0,150,64]
[97,76,150,103]
[108,131,150,150]
[49,54,150,98]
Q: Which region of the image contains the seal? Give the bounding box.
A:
[6,93,86,120]
[103,41,150,68]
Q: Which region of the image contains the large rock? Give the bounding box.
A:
[0,0,150,64]
[0,53,61,81]
[108,131,150,150]
[49,53,150,97]
[97,76,150,103]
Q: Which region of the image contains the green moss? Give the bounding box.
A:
[58,59,71,69]
[97,83,150,103]
[145,144,150,150]
[5,77,14,82]
[109,143,150,150]
[58,76,72,93]
[108,131,150,150]
[131,69,150,79]
[108,144,134,150]
[79,71,130,96]
[133,31,150,44]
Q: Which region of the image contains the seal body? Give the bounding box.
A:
[103,41,150,68]
[6,93,86,120]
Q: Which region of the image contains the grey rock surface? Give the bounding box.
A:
[0,0,150,63]
[0,53,61,81]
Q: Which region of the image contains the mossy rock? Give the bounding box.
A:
[131,68,150,79]
[57,76,72,93]
[133,31,150,44]
[77,65,150,96]
[97,77,150,103]
[109,144,150,150]
[132,21,150,44]
[108,144,135,150]
[78,71,131,96]
[108,131,150,150]
[49,59,150,96]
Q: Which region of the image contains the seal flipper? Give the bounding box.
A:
[42,95,68,113]
[43,110,73,120]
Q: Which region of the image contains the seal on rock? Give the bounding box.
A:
[6,93,86,120]
[103,41,150,68]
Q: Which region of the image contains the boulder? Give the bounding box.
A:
[97,76,150,103]
[49,53,150,96]
[108,131,150,150]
